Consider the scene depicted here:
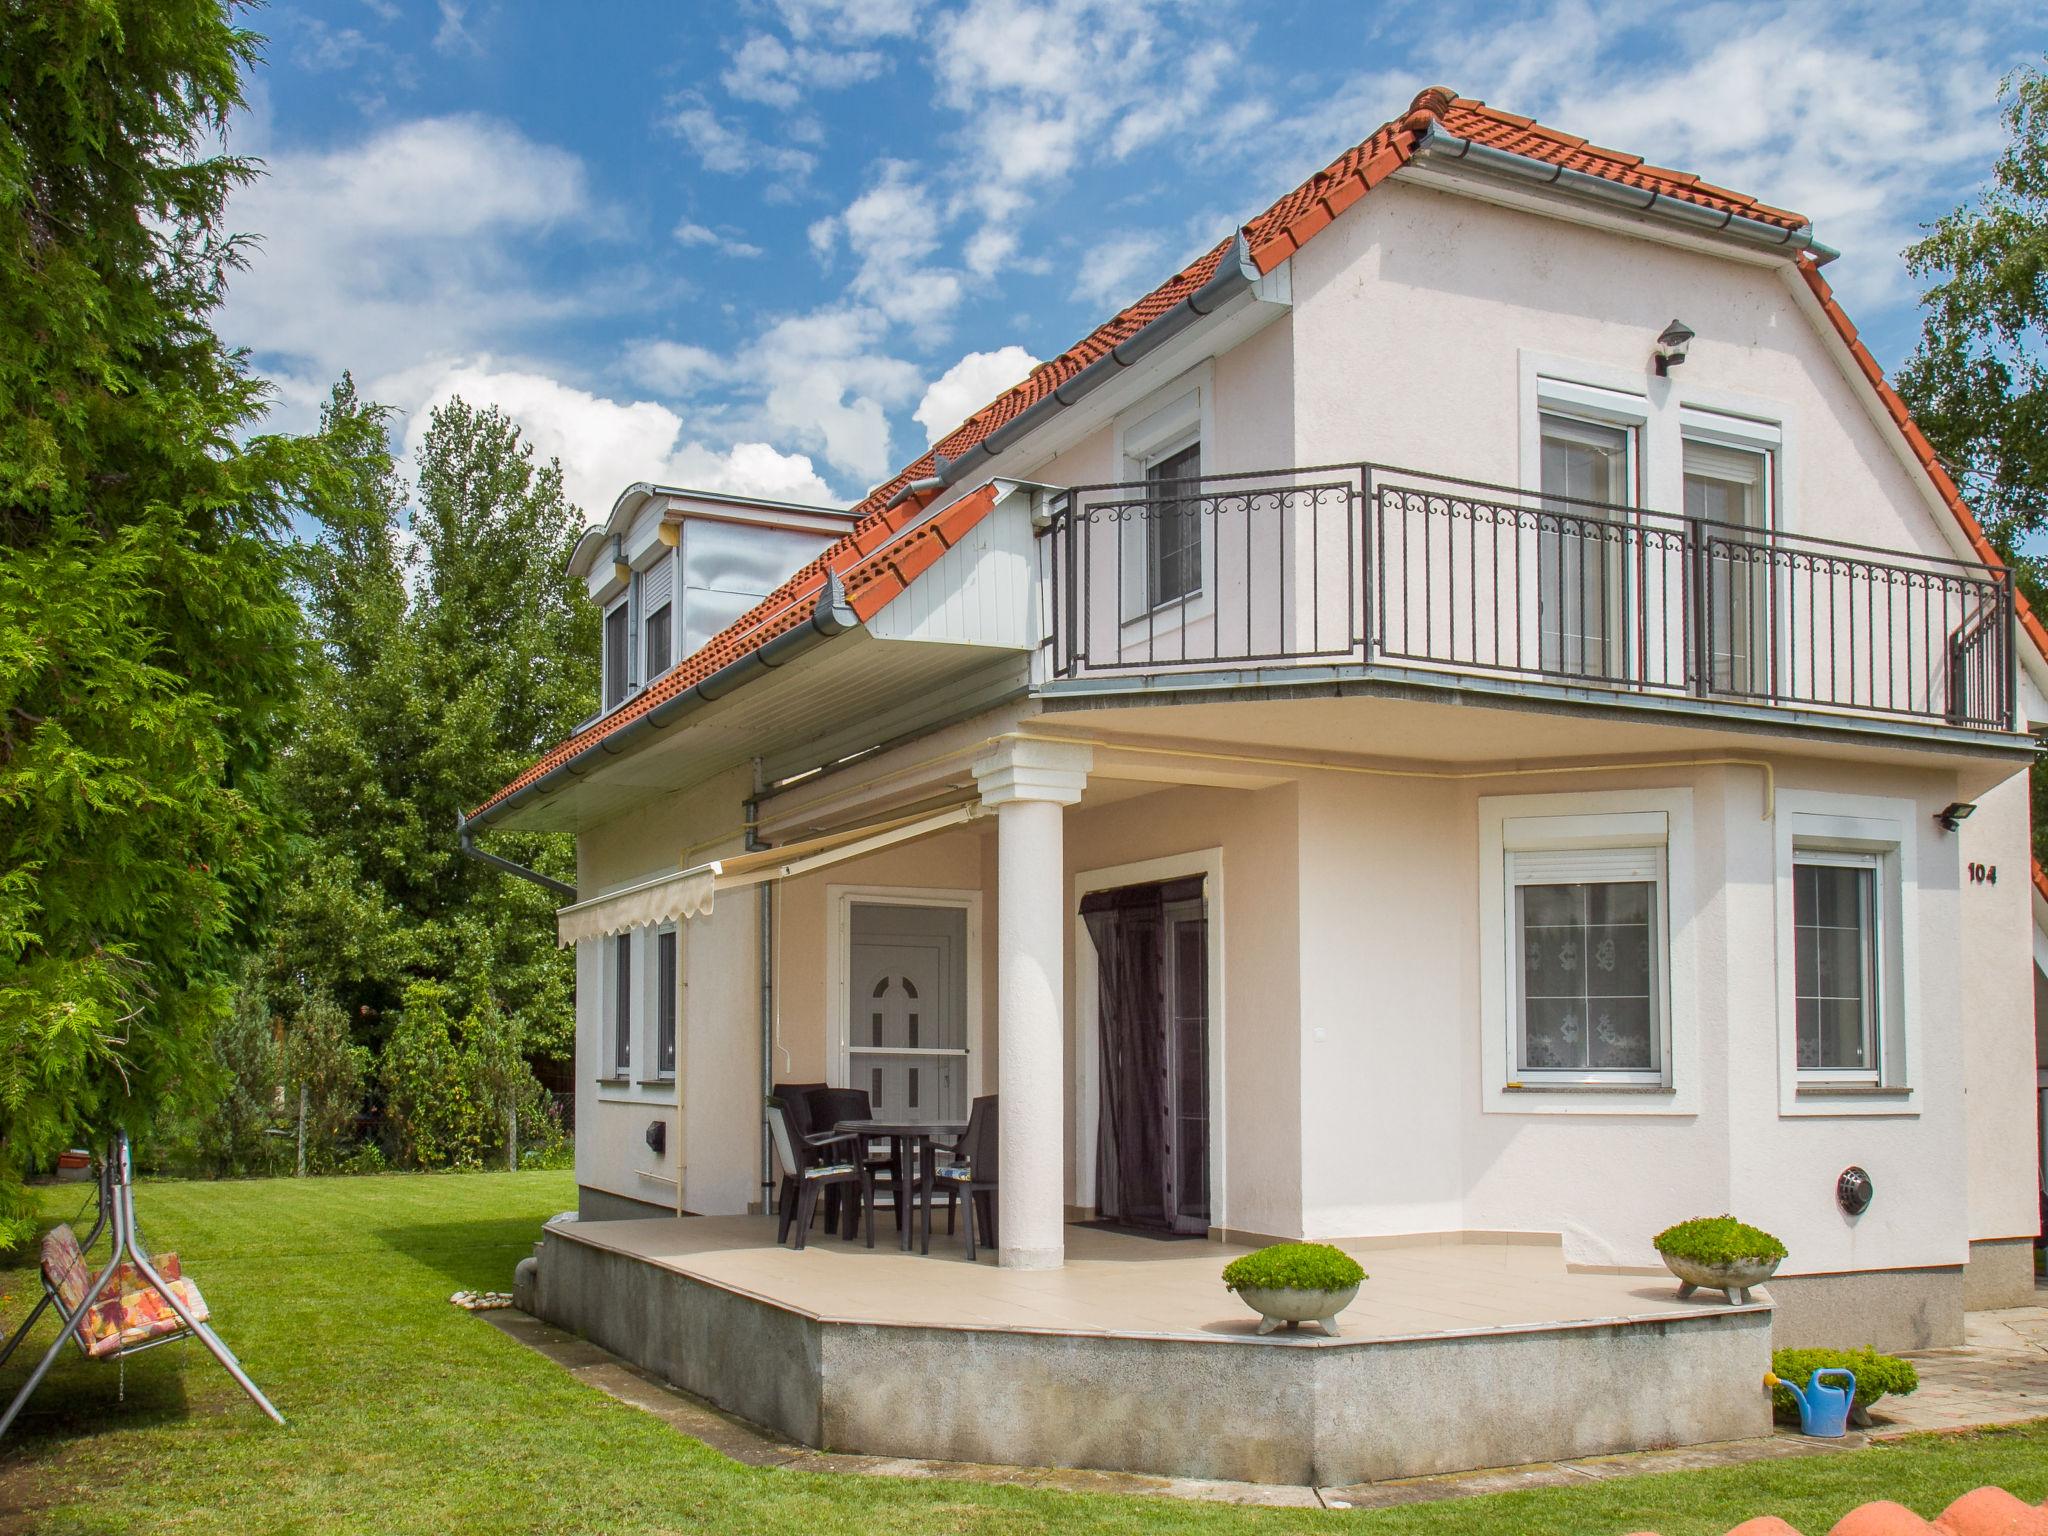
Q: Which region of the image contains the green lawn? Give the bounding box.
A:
[0,1173,2043,1535]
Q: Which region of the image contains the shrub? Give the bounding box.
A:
[1771,1346,1919,1418]
[1653,1215,1787,1266]
[1222,1242,1367,1294]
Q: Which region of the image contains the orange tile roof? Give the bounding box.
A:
[472,86,2029,823]
[1625,1484,2048,1534]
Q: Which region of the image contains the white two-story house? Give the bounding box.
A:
[470,87,2046,1364]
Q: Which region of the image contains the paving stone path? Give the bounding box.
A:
[1868,1301,2048,1438]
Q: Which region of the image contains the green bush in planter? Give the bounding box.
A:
[1222,1242,1366,1294]
[1652,1215,1787,1266]
[1770,1346,1919,1419]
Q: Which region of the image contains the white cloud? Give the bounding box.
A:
[773,0,922,40]
[623,305,924,486]
[721,32,887,109]
[915,345,1040,443]
[397,364,837,518]
[926,0,1247,277]
[673,219,764,258]
[807,161,966,331]
[222,115,602,397]
[667,96,816,179]
[432,0,482,57]
[1367,1,2019,312]
[1072,232,1164,308]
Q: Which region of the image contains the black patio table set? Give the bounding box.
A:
[766,1084,999,1259]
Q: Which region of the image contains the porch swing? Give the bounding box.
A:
[0,1131,283,1438]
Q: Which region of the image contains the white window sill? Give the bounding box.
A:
[1786,1083,1916,1117]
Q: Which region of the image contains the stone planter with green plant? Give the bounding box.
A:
[1771,1346,1919,1427]
[1653,1215,1787,1304]
[1222,1242,1366,1337]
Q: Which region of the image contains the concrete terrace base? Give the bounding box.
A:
[529,1216,1773,1486]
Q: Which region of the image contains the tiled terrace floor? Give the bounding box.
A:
[554,1213,1756,1341]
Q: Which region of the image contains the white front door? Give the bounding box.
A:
[847,902,969,1123]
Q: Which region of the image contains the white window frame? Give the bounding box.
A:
[1112,370,1216,635]
[1507,841,1668,1086]
[603,929,632,1081]
[601,596,632,713]
[825,885,983,1116]
[1479,788,1697,1116]
[643,921,678,1085]
[1788,849,1882,1084]
[1773,793,1916,1116]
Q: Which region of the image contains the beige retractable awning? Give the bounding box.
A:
[554,798,984,947]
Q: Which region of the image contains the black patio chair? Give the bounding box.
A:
[767,1093,863,1250]
[927,1095,998,1262]
[808,1085,910,1238]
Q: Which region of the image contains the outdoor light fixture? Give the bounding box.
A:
[645,1119,667,1156]
[1653,318,1695,375]
[1935,801,1978,832]
[1837,1166,1874,1217]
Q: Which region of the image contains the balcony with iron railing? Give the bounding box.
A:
[1036,463,2016,733]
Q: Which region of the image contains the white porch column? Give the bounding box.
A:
[971,738,1092,1270]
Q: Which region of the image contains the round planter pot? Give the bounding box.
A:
[1235,1283,1359,1337]
[1659,1252,1780,1305]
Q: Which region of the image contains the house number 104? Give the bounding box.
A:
[1968,862,1997,884]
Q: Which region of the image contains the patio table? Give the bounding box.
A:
[833,1119,967,1254]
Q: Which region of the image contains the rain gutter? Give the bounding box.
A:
[1409,124,1840,265]
[885,230,1265,511]
[463,574,861,832]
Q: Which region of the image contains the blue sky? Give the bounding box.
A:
[223,0,2048,521]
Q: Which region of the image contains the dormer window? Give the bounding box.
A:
[641,555,673,682]
[603,600,630,711]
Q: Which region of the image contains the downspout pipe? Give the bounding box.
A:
[1409,125,1841,265]
[456,810,576,901]
[465,573,860,831]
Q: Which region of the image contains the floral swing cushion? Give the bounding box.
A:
[39,1224,209,1360]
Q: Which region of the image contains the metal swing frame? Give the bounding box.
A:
[0,1131,283,1438]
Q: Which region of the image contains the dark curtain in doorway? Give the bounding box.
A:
[1080,875,1203,1226]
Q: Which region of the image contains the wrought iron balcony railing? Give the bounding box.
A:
[1037,462,2015,731]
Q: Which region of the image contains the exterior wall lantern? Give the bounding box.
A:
[1935,801,1977,832]
[1837,1165,1874,1217]
[1653,319,1695,376]
[645,1119,667,1156]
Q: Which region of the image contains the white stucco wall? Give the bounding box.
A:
[560,159,2041,1275]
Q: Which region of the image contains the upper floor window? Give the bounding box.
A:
[1538,412,1636,679]
[1145,440,1203,610]
[641,554,674,683]
[603,601,630,711]
[1117,384,1205,624]
[1684,437,1774,698]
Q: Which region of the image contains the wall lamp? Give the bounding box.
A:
[1935,801,1977,832]
[1653,319,1695,376]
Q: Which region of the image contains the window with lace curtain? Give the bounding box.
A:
[1509,845,1666,1084]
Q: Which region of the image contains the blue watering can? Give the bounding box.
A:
[1767,1367,1857,1437]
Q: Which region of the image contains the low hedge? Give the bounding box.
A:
[1222,1242,1366,1294]
[1770,1346,1919,1418]
[1652,1215,1787,1266]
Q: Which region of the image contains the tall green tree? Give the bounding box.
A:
[276,383,593,1091]
[1896,61,2048,866]
[0,1,314,1240]
[1897,61,2048,597]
